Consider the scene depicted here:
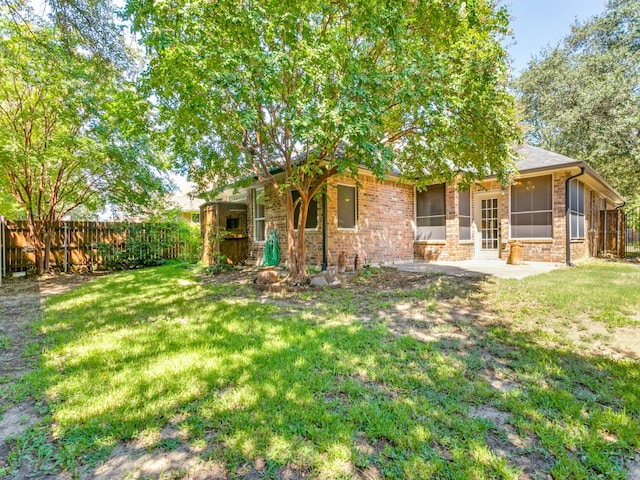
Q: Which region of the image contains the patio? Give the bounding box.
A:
[391,259,565,279]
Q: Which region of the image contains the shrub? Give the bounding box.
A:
[96,221,201,270]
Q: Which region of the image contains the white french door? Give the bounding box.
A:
[475,196,500,258]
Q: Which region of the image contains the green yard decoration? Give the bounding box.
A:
[262,229,280,268]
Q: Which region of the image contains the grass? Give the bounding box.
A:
[2,261,640,478]
[491,261,640,328]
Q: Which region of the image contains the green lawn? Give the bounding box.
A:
[3,261,640,479]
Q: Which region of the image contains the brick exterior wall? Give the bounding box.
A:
[244,169,609,267]
[246,174,414,268]
[325,174,414,267]
[413,171,605,263]
[246,185,323,267]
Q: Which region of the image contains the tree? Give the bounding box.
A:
[513,0,640,201]
[0,10,169,274]
[128,0,519,283]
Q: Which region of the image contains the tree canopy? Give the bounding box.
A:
[128,0,519,282]
[513,0,640,202]
[0,6,169,272]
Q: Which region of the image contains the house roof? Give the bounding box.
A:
[515,145,624,205]
[169,191,206,212]
[516,145,582,172]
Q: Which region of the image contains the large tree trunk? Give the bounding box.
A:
[42,227,54,272]
[283,189,310,285]
[25,215,58,275]
[273,167,337,286]
[26,215,45,275]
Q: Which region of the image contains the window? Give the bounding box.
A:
[568,179,585,239]
[459,190,471,241]
[226,217,240,230]
[510,175,552,238]
[416,183,446,241]
[337,185,357,229]
[292,190,318,230]
[253,188,265,241]
[191,213,200,223]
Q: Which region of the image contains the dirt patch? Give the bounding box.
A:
[0,273,98,381]
[277,464,311,479]
[0,401,39,467]
[470,406,552,478]
[478,368,523,393]
[91,442,226,479]
[469,405,511,430]
[0,273,102,476]
[354,432,389,457]
[0,402,38,441]
[628,455,640,480]
[561,319,640,360]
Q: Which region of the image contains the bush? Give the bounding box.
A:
[200,253,238,275]
[96,221,201,270]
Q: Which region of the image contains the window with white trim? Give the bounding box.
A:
[292,190,318,230]
[337,185,357,229]
[459,190,471,241]
[253,188,265,241]
[568,179,585,239]
[416,183,446,241]
[510,175,553,239]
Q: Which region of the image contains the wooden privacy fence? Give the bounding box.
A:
[0,219,193,274]
[599,210,625,257]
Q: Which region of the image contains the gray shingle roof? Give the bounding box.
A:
[515,144,624,204]
[516,144,581,172]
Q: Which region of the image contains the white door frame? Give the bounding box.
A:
[474,192,501,259]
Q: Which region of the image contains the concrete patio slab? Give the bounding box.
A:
[390,259,564,280]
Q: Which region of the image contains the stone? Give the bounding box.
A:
[323,266,337,283]
[310,275,328,288]
[255,269,279,285]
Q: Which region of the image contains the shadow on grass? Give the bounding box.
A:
[6,264,640,479]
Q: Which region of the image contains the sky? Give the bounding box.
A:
[505,0,608,75]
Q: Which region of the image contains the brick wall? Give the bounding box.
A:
[413,172,606,264]
[246,186,323,267]
[247,174,414,268]
[246,168,607,267]
[325,174,415,267]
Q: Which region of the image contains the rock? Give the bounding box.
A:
[255,269,279,285]
[310,275,328,288]
[323,266,337,283]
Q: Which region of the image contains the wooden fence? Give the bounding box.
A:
[599,210,625,257]
[0,219,193,274]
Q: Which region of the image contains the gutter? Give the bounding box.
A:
[565,167,586,267]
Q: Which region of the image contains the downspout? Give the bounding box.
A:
[565,167,586,267]
[321,182,328,271]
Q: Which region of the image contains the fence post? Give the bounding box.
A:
[63,221,69,273]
